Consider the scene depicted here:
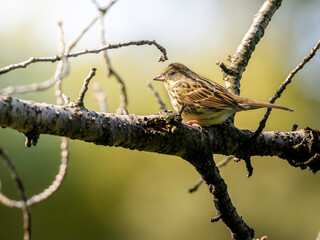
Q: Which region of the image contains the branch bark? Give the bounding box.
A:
[222,0,283,95]
[1,95,318,172]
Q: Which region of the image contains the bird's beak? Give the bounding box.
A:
[153,74,165,82]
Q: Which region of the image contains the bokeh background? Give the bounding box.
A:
[0,0,320,239]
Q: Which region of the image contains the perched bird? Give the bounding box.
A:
[153,62,292,126]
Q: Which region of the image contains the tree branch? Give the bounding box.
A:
[0,95,319,172]
[0,148,31,240]
[221,0,283,95]
[254,39,320,137]
[0,40,168,75]
[186,153,254,240]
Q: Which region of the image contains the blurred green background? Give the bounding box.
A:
[0,0,320,239]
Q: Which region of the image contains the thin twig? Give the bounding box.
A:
[55,21,67,106]
[147,80,167,110]
[0,0,119,95]
[0,40,168,75]
[210,214,222,223]
[0,147,31,240]
[216,155,234,168]
[52,21,71,212]
[66,16,99,53]
[188,177,204,193]
[0,22,70,96]
[65,0,118,53]
[0,14,100,95]
[93,82,108,112]
[73,68,97,107]
[92,0,118,13]
[98,10,128,114]
[254,40,320,137]
[27,137,69,206]
[0,22,71,212]
[0,138,69,208]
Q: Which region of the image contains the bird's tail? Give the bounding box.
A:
[240,100,293,112]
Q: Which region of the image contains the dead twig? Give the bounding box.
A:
[147,80,167,110]
[254,40,320,137]
[73,68,97,107]
[0,148,31,240]
[0,40,168,75]
[93,82,108,112]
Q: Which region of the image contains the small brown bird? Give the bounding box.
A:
[153,62,292,126]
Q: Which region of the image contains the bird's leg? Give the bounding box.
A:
[184,120,199,125]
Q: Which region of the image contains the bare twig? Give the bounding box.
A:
[93,82,108,112]
[52,21,71,213]
[0,138,69,208]
[27,137,69,206]
[147,80,167,110]
[0,21,71,214]
[217,155,235,168]
[0,2,117,111]
[0,0,120,96]
[66,16,99,53]
[0,139,68,208]
[244,157,253,177]
[216,60,236,77]
[96,5,128,115]
[63,0,118,53]
[73,68,97,107]
[0,148,31,240]
[188,177,204,193]
[55,21,68,106]
[254,40,320,137]
[0,40,168,75]
[92,0,117,13]
[0,22,70,96]
[211,214,222,223]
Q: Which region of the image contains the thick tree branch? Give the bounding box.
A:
[3,95,319,239]
[0,95,319,173]
[187,154,254,239]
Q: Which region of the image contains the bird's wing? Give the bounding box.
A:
[179,77,245,111]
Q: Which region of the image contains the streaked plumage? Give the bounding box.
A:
[153,62,292,126]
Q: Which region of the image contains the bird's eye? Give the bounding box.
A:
[169,71,175,75]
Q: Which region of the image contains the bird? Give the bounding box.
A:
[153,62,292,126]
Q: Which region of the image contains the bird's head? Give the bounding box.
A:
[153,62,192,84]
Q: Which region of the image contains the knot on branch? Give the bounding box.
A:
[282,127,320,173]
[24,128,40,147]
[216,60,237,78]
[143,110,182,134]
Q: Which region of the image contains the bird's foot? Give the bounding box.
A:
[183,120,202,129]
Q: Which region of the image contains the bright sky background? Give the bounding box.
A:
[1,0,320,99]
